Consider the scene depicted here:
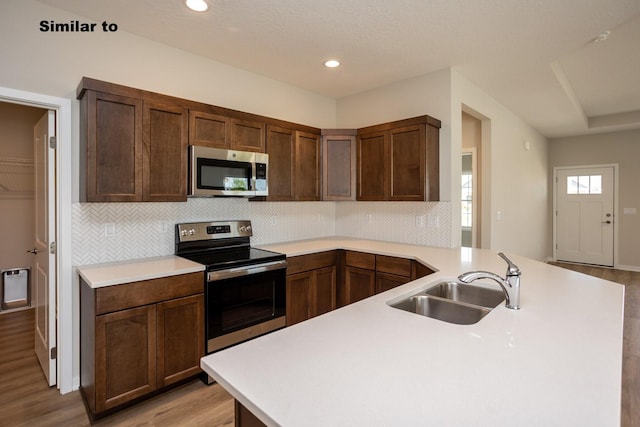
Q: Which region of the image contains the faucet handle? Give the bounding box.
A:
[498,252,520,276]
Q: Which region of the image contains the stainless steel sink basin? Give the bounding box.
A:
[424,281,504,309]
[387,280,505,325]
[390,295,490,325]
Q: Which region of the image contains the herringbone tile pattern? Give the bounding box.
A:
[72,200,452,265]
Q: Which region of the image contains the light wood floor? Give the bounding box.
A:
[1,262,638,426]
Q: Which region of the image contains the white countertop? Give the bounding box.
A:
[201,237,625,426]
[76,255,205,288]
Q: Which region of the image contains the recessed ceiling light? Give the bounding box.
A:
[186,0,208,12]
[324,59,341,68]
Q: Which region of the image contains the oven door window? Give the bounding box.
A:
[197,158,252,191]
[207,268,285,337]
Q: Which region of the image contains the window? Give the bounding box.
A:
[461,173,472,227]
[567,175,602,195]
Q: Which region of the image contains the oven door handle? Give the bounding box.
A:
[207,260,287,281]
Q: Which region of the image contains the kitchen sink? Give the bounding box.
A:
[424,281,504,309]
[387,280,504,325]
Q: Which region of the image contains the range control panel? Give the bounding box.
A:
[176,220,252,242]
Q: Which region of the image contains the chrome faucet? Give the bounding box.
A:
[458,252,521,310]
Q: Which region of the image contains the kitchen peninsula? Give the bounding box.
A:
[201,237,625,426]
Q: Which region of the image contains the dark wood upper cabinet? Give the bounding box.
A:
[266,126,321,201]
[189,110,266,152]
[81,91,143,202]
[356,130,388,201]
[357,116,440,201]
[78,79,187,202]
[266,125,295,201]
[143,102,188,202]
[294,131,321,201]
[322,130,357,201]
[77,78,440,204]
[188,111,229,149]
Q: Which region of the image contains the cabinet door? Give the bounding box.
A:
[266,125,295,201]
[286,271,312,326]
[389,125,426,201]
[312,266,336,317]
[143,102,188,201]
[376,272,411,294]
[156,294,204,387]
[188,110,231,149]
[323,134,356,200]
[95,305,156,412]
[294,131,321,201]
[357,131,388,200]
[85,91,143,202]
[344,266,376,305]
[231,119,266,152]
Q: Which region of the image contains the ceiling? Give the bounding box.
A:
[38,0,640,138]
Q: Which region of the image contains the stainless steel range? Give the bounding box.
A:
[175,220,287,355]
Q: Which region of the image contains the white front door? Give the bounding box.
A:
[32,110,56,386]
[555,166,615,266]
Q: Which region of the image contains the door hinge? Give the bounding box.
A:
[49,136,56,149]
[49,241,56,254]
[50,347,57,360]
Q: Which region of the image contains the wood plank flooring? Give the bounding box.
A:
[0,262,638,426]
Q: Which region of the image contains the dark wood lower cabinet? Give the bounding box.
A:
[286,251,337,326]
[235,400,267,427]
[376,271,412,293]
[80,272,204,419]
[343,266,376,305]
[156,295,205,387]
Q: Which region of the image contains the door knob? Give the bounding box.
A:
[602,220,612,224]
[26,248,41,255]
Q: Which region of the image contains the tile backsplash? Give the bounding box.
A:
[72,199,451,265]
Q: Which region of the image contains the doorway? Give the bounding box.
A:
[554,165,617,267]
[0,86,71,394]
[461,150,477,247]
[0,102,56,385]
[461,111,482,248]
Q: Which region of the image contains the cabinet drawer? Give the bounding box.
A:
[376,255,412,277]
[345,251,376,270]
[286,250,337,275]
[96,272,204,315]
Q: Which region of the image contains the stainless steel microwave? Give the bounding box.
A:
[189,146,268,197]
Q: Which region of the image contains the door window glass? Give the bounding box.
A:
[567,175,602,195]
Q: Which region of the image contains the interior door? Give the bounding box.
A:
[556,166,614,266]
[32,110,56,386]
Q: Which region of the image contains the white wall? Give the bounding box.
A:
[452,70,550,260]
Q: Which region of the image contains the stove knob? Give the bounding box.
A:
[189,229,195,236]
[239,226,246,232]
[180,230,187,237]
[246,225,252,232]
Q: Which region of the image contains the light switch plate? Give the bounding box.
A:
[623,208,637,215]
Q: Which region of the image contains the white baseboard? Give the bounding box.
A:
[615,264,640,273]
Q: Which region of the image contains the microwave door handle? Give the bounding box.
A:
[207,260,287,281]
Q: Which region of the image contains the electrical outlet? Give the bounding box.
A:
[415,215,426,228]
[104,223,116,237]
[427,215,439,228]
[366,214,373,224]
[157,221,169,233]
